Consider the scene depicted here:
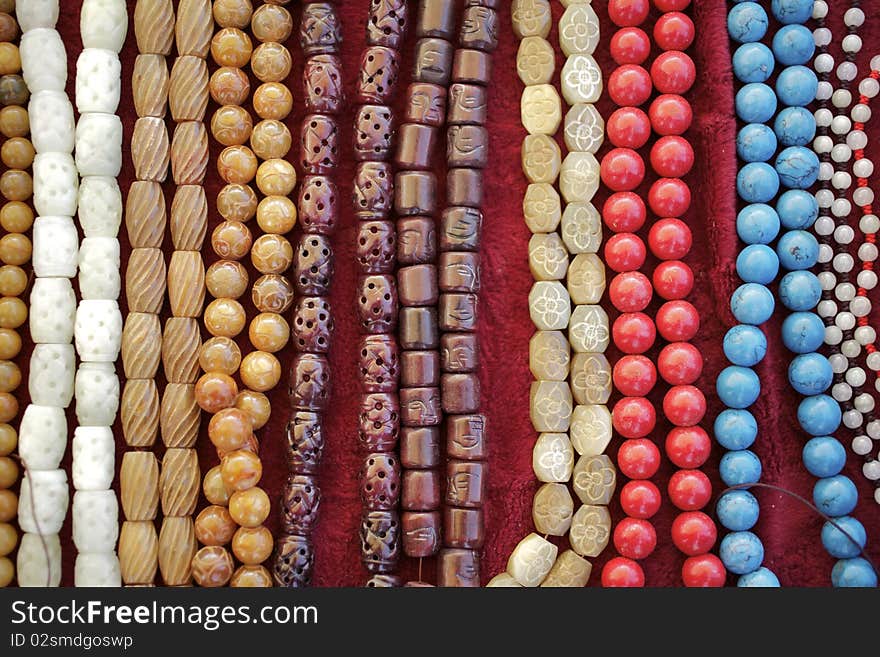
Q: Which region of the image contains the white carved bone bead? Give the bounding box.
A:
[523,182,562,233]
[529,232,569,281]
[521,84,562,135]
[507,533,558,587]
[74,553,121,587]
[559,3,600,55]
[530,380,573,432]
[561,54,603,105]
[75,113,123,177]
[72,426,116,491]
[560,152,600,203]
[568,305,610,353]
[74,363,120,427]
[78,237,121,300]
[572,454,616,505]
[32,216,78,279]
[540,549,592,587]
[29,278,76,344]
[567,253,605,304]
[529,281,571,330]
[18,469,69,535]
[486,573,522,587]
[569,504,611,558]
[73,490,119,552]
[29,344,75,408]
[570,353,611,405]
[532,432,575,483]
[569,404,613,456]
[28,91,75,154]
[75,49,122,114]
[564,103,604,154]
[532,482,574,536]
[78,176,123,237]
[561,202,602,254]
[75,300,123,362]
[521,134,561,184]
[80,0,128,52]
[17,0,60,32]
[16,533,62,587]
[529,330,570,381]
[20,28,68,93]
[33,153,79,217]
[18,405,67,471]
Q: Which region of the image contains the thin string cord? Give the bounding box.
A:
[13,455,52,586]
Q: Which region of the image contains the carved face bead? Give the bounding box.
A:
[447,83,487,125]
[399,387,442,427]
[397,217,436,265]
[459,6,499,53]
[439,252,481,293]
[440,207,482,252]
[358,392,400,451]
[404,83,447,127]
[303,54,343,114]
[413,38,454,86]
[440,332,479,373]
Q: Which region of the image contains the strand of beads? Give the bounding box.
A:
[274,0,342,588]
[348,0,408,589]
[0,1,31,588]
[15,0,73,588]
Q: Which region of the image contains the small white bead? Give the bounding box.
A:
[835,283,856,302]
[814,106,834,126]
[813,0,828,19]
[860,214,880,234]
[843,409,863,429]
[831,143,852,163]
[833,86,854,105]
[813,135,834,154]
[842,34,862,54]
[859,77,880,99]
[830,115,852,135]
[844,7,865,26]
[814,54,835,75]
[868,418,880,438]
[846,366,867,387]
[816,80,834,101]
[847,130,868,150]
[815,187,834,207]
[858,242,878,263]
[855,392,875,413]
[814,27,832,47]
[850,295,871,317]
[818,243,834,263]
[872,55,880,71]
[818,161,834,181]
[874,488,880,505]
[863,460,880,481]
[825,324,843,345]
[832,382,853,402]
[833,252,854,273]
[834,224,854,245]
[853,187,874,207]
[857,270,877,290]
[867,351,880,371]
[828,352,849,373]
[818,270,837,290]
[842,339,861,358]
[852,435,873,456]
[853,158,874,178]
[831,171,852,189]
[813,215,836,236]
[818,299,838,318]
[854,325,877,346]
[851,103,871,123]
[831,198,852,217]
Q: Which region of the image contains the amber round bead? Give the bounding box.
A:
[0,521,16,556]
[212,0,253,28]
[0,297,26,329]
[217,183,257,222]
[211,105,253,147]
[235,390,271,430]
[0,201,33,233]
[211,220,252,260]
[211,28,253,68]
[199,336,242,377]
[204,298,246,338]
[256,196,296,235]
[221,449,262,492]
[203,465,231,506]
[205,260,249,300]
[0,489,16,522]
[0,360,20,393]
[0,556,11,586]
[250,119,291,160]
[0,423,15,456]
[250,42,291,83]
[253,82,292,120]
[0,266,25,297]
[228,486,270,528]
[231,525,272,565]
[0,394,15,424]
[218,145,258,185]
[0,43,18,77]
[210,66,251,106]
[195,371,239,413]
[195,505,237,546]
[0,329,20,360]
[230,564,272,587]
[250,234,292,275]
[1,137,32,169]
[0,169,31,201]
[239,351,281,392]
[248,312,289,353]
[0,13,17,43]
[255,158,296,197]
[0,74,26,106]
[252,274,294,314]
[192,546,234,587]
[209,407,254,455]
[250,4,293,42]
[0,456,17,488]
[0,233,30,266]
[0,106,27,138]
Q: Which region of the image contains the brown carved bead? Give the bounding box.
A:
[417,0,456,38]
[298,175,338,235]
[171,186,208,250]
[413,38,454,86]
[397,217,436,266]
[447,414,487,460]
[291,296,333,354]
[400,387,442,427]
[122,312,161,379]
[126,248,166,314]
[446,460,486,508]
[439,252,480,293]
[366,0,408,48]
[359,334,400,392]
[447,83,487,125]
[294,234,333,296]
[358,392,399,452]
[251,4,293,43]
[447,125,489,168]
[447,168,484,208]
[437,548,479,587]
[402,511,440,557]
[405,83,447,127]
[300,2,341,56]
[453,49,492,85]
[441,332,479,373]
[135,0,174,55]
[133,55,169,118]
[356,274,397,333]
[360,453,400,510]
[400,426,440,468]
[286,411,324,475]
[360,510,399,573]
[440,293,478,332]
[121,379,160,448]
[169,55,209,122]
[444,507,484,549]
[300,114,339,174]
[356,46,399,104]
[402,469,440,511]
[160,448,200,517]
[126,182,166,249]
[395,123,437,170]
[162,317,201,384]
[440,207,482,251]
[353,105,394,162]
[160,383,200,449]
[273,534,314,587]
[399,307,438,350]
[401,350,439,387]
[210,66,250,106]
[131,118,169,182]
[356,220,396,274]
[398,264,438,307]
[176,0,213,58]
[167,251,206,318]
[252,273,295,314]
[394,171,437,216]
[289,353,331,412]
[460,5,499,52]
[303,54,343,114]
[281,474,321,535]
[353,162,393,218]
[170,121,208,185]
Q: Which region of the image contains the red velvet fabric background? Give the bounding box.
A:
[20,0,878,586]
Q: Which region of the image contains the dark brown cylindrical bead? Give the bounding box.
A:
[353,162,393,217]
[399,307,438,350]
[281,475,321,535]
[357,46,399,104]
[439,252,480,293]
[300,2,342,56]
[397,217,436,265]
[294,234,333,296]
[447,125,489,168]
[359,335,400,393]
[366,0,408,49]
[416,0,456,39]
[437,548,479,587]
[395,122,438,170]
[360,453,401,510]
[273,534,314,587]
[402,469,441,511]
[298,175,338,235]
[394,171,436,216]
[459,5,499,52]
[447,83,487,125]
[440,206,482,251]
[356,221,396,274]
[286,412,324,475]
[453,49,492,85]
[447,414,487,460]
[446,169,484,208]
[413,38,454,86]
[360,510,399,573]
[439,293,478,332]
[353,105,394,162]
[441,333,479,373]
[303,54,343,114]
[366,574,402,587]
[300,114,339,174]
[289,353,331,412]
[292,296,333,354]
[446,460,486,508]
[466,0,502,8]
[400,426,440,469]
[399,387,442,427]
[441,373,480,414]
[402,511,440,558]
[404,83,447,127]
[401,350,440,388]
[357,274,397,333]
[358,393,400,452]
[444,507,484,549]
[397,264,438,307]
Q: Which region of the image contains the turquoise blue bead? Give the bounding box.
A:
[736,203,780,244]
[736,123,777,162]
[775,146,820,189]
[813,475,858,517]
[714,409,758,451]
[773,106,815,146]
[776,229,819,269]
[775,65,818,107]
[723,324,767,367]
[727,2,769,43]
[821,517,867,559]
[738,567,780,587]
[776,188,818,229]
[778,270,821,310]
[736,244,779,284]
[720,449,762,486]
[733,43,775,83]
[716,490,760,531]
[771,0,813,24]
[797,394,841,436]
[781,311,825,353]
[831,558,878,587]
[717,366,761,409]
[771,24,814,65]
[720,531,764,575]
[735,83,777,122]
[802,436,847,478]
[731,283,775,325]
[788,352,833,395]
[737,162,779,203]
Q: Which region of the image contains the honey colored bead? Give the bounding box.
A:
[0,233,30,266]
[231,564,272,587]
[0,74,26,106]
[529,281,571,331]
[0,360,19,392]
[569,504,611,558]
[195,372,239,413]
[507,533,557,587]
[516,36,554,86]
[0,556,11,585]
[568,305,610,353]
[523,183,561,233]
[212,0,253,28]
[570,404,612,456]
[211,28,253,68]
[0,267,24,297]
[0,329,20,360]
[530,380,573,433]
[251,4,293,42]
[0,13,15,43]
[256,196,296,235]
[231,525,272,565]
[210,67,250,106]
[0,489,16,522]
[0,455,16,488]
[192,546,234,587]
[221,449,262,492]
[253,82,292,120]
[562,202,602,254]
[205,260,249,300]
[522,134,561,184]
[194,505,236,546]
[540,549,592,588]
[0,201,33,233]
[250,119,291,160]
[572,454,616,506]
[1,137,33,169]
[212,220,252,260]
[512,0,552,39]
[251,42,291,83]
[235,390,270,430]
[199,337,242,377]
[533,432,574,483]
[0,297,26,328]
[256,159,296,197]
[561,55,603,105]
[0,522,16,556]
[211,105,253,147]
[533,482,574,536]
[251,234,293,275]
[528,233,568,281]
[567,253,605,304]
[251,274,294,314]
[203,465,230,506]
[529,330,570,381]
[0,170,31,202]
[249,312,288,353]
[565,103,604,154]
[0,106,27,138]
[571,353,611,406]
[204,298,246,338]
[521,84,561,136]
[228,487,270,528]
[560,152,600,204]
[240,351,280,392]
[217,146,258,185]
[0,423,14,455]
[217,184,257,222]
[208,408,254,456]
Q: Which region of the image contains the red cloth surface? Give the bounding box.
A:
[16,0,877,586]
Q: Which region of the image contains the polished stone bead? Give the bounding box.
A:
[460,5,498,52]
[446,460,485,508]
[569,504,611,558]
[561,55,603,105]
[507,532,557,587]
[533,432,574,483]
[522,134,561,184]
[300,114,338,174]
[572,454,616,505]
[438,252,480,293]
[446,168,484,208]
[521,84,562,135]
[357,274,397,333]
[569,305,610,353]
[300,2,341,56]
[250,3,293,42]
[452,49,492,85]
[528,233,568,281]
[447,125,488,168]
[533,482,574,536]
[567,253,606,304]
[303,54,343,113]
[417,0,456,39]
[560,152,600,203]
[444,506,484,549]
[437,548,479,587]
[529,330,570,381]
[516,36,554,86]
[294,234,333,296]
[397,217,438,269]
[439,293,478,332]
[396,122,438,170]
[530,381,573,433]
[289,354,331,412]
[400,426,440,469]
[529,281,571,331]
[401,468,440,511]
[401,350,439,387]
[366,0,408,49]
[441,372,479,413]
[360,452,401,510]
[394,171,437,216]
[251,273,294,314]
[359,335,400,392]
[253,81,292,120]
[251,119,291,161]
[523,183,562,233]
[399,307,438,349]
[292,296,333,354]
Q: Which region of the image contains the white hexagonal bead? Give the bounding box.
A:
[75,113,123,177]
[486,573,522,587]
[72,426,115,491]
[507,533,558,587]
[572,454,616,505]
[521,84,562,135]
[75,300,122,362]
[540,549,592,587]
[559,3,600,55]
[569,504,611,558]
[74,363,120,427]
[561,54,603,105]
[564,103,604,154]
[529,330,571,381]
[568,305,610,353]
[532,482,574,536]
[18,405,67,471]
[33,153,79,217]
[80,0,128,52]
[523,182,562,233]
[530,380,573,432]
[567,253,606,304]
[75,49,122,114]
[570,404,613,456]
[29,278,76,344]
[521,134,561,184]
[20,28,67,93]
[74,553,121,587]
[78,176,123,237]
[32,216,78,279]
[560,152,600,203]
[78,237,121,300]
[28,91,75,154]
[529,281,571,330]
[29,344,75,408]
[17,533,62,587]
[532,432,575,483]
[561,202,602,254]
[18,469,69,535]
[529,232,569,281]
[570,353,611,405]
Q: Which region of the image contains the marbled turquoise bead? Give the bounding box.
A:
[776,188,818,229]
[723,324,768,367]
[776,230,819,270]
[716,490,760,531]
[775,65,818,107]
[714,409,758,451]
[733,42,775,83]
[717,366,761,409]
[737,123,778,162]
[731,282,775,325]
[787,352,832,395]
[737,162,779,203]
[821,517,867,559]
[720,449,762,486]
[771,24,814,65]
[737,567,780,587]
[797,394,841,436]
[771,0,813,24]
[775,146,820,189]
[831,558,878,587]
[735,82,777,122]
[720,531,764,575]
[778,270,821,310]
[736,203,780,244]
[773,106,816,146]
[803,436,846,478]
[781,311,825,353]
[813,475,858,517]
[736,244,779,284]
[727,2,769,43]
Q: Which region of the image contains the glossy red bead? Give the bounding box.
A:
[649,217,692,259]
[656,300,700,341]
[604,233,646,273]
[665,426,712,469]
[614,518,657,560]
[609,271,653,313]
[613,354,657,396]
[658,342,703,385]
[663,385,706,427]
[651,50,696,94]
[654,12,695,51]
[603,192,647,232]
[617,438,661,479]
[650,136,694,178]
[649,94,693,135]
[613,398,657,440]
[653,0,692,10]
[607,107,651,149]
[619,480,662,519]
[610,27,651,65]
[649,178,691,217]
[608,0,650,27]
[612,312,656,354]
[600,148,646,192]
[608,65,653,107]
[671,511,717,556]
[682,554,727,588]
[668,469,713,511]
[652,260,694,300]
[602,557,645,587]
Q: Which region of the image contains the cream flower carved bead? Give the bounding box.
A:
[567,253,605,304]
[561,202,602,254]
[570,353,611,405]
[568,304,610,353]
[506,533,558,587]
[516,36,555,86]
[523,182,562,233]
[569,404,613,456]
[561,54,602,105]
[511,0,552,39]
[486,573,522,587]
[559,3,600,56]
[564,103,604,154]
[569,504,611,558]
[529,233,569,281]
[529,330,571,381]
[540,549,592,587]
[530,380,573,432]
[560,152,600,203]
[572,454,616,505]
[529,281,571,330]
[522,134,561,184]
[532,432,575,483]
[532,482,574,536]
[521,84,562,135]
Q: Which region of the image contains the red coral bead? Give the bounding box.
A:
[649,178,691,217]
[668,469,713,511]
[613,354,657,396]
[617,438,661,479]
[682,554,727,587]
[607,107,652,149]
[671,511,717,556]
[654,12,695,51]
[604,233,646,273]
[608,65,653,107]
[649,94,693,135]
[613,396,657,440]
[654,0,692,10]
[656,300,700,341]
[609,271,653,313]
[651,50,696,94]
[658,341,703,384]
[650,135,694,177]
[620,480,662,519]
[610,27,651,65]
[602,557,645,587]
[603,192,647,232]
[649,217,692,259]
[608,0,650,27]
[666,426,711,469]
[614,518,658,560]
[663,385,707,427]
[600,147,646,192]
[652,260,694,300]
[613,312,657,354]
